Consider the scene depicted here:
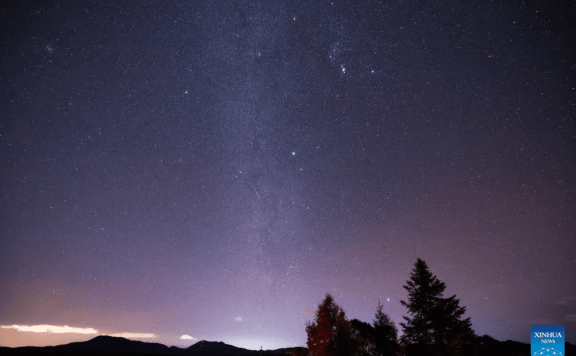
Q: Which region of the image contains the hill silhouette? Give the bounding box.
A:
[186,341,252,356]
[0,336,295,356]
[186,341,289,356]
[0,335,574,356]
[0,335,180,356]
[60,335,180,355]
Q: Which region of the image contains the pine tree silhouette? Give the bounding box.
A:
[400,258,475,356]
[373,301,398,356]
[306,294,356,356]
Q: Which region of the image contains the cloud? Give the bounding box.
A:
[300,309,315,316]
[0,324,156,342]
[234,316,244,322]
[1,325,98,334]
[108,332,157,339]
[180,334,195,340]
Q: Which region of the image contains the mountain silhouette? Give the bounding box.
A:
[0,336,293,356]
[184,341,295,356]
[0,335,180,356]
[186,341,252,356]
[59,335,179,355]
[1,335,574,356]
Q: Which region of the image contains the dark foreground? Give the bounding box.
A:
[0,337,299,356]
[1,335,574,356]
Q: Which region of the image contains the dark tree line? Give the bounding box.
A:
[305,258,476,356]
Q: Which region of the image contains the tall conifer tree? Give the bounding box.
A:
[306,294,355,356]
[400,258,475,356]
[373,301,398,356]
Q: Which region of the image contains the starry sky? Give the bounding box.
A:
[1,0,575,350]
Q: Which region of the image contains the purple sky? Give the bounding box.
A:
[1,0,575,349]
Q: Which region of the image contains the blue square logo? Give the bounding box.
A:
[531,325,565,356]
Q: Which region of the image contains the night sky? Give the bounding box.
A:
[1,0,575,349]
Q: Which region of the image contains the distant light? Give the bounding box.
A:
[387,298,390,302]
[292,152,295,156]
